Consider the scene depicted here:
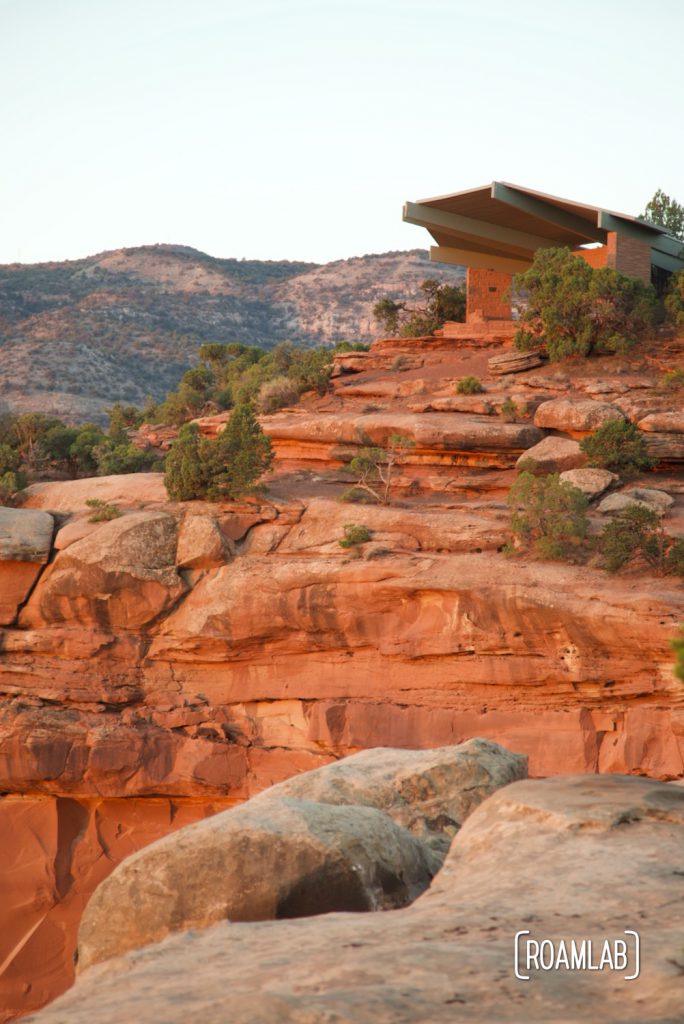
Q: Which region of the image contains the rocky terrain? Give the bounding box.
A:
[25,749,684,1024]
[0,326,682,1019]
[0,246,464,422]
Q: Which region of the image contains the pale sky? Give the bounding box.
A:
[1,0,682,265]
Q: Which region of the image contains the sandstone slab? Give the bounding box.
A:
[516,435,586,473]
[77,797,441,971]
[559,467,618,499]
[533,397,624,432]
[638,411,684,433]
[488,350,544,374]
[21,473,168,512]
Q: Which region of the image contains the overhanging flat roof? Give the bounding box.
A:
[403,181,684,274]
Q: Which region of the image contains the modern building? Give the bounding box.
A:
[403,182,684,331]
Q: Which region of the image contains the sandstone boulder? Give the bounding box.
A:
[533,397,624,432]
[255,739,527,854]
[597,487,674,516]
[0,506,54,562]
[77,797,441,971]
[559,467,618,499]
[516,435,586,474]
[36,776,684,1024]
[20,511,186,631]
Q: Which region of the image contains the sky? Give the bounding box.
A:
[1,0,682,266]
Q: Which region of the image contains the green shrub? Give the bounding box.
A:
[164,423,208,501]
[513,247,657,360]
[500,397,518,422]
[664,270,684,330]
[258,376,300,414]
[165,403,273,502]
[94,441,155,476]
[85,498,122,523]
[579,420,654,477]
[0,443,20,477]
[507,471,589,559]
[339,524,373,548]
[456,376,484,395]
[599,504,684,574]
[205,401,274,500]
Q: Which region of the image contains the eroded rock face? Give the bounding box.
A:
[0,794,232,1023]
[76,739,524,971]
[31,775,684,1024]
[19,511,186,632]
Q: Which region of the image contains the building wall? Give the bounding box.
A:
[466,268,512,322]
[606,232,652,283]
[573,246,608,269]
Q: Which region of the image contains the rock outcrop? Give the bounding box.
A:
[3,331,683,1020]
[28,774,684,1024]
[0,507,54,626]
[77,741,524,971]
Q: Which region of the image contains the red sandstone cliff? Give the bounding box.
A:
[0,333,683,1018]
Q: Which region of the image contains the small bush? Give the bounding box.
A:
[392,355,411,372]
[507,471,589,559]
[500,397,518,421]
[340,487,374,503]
[85,499,122,523]
[258,376,300,414]
[339,523,373,548]
[456,376,484,395]
[579,420,654,477]
[599,503,684,574]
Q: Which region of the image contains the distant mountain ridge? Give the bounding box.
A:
[0,245,464,422]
